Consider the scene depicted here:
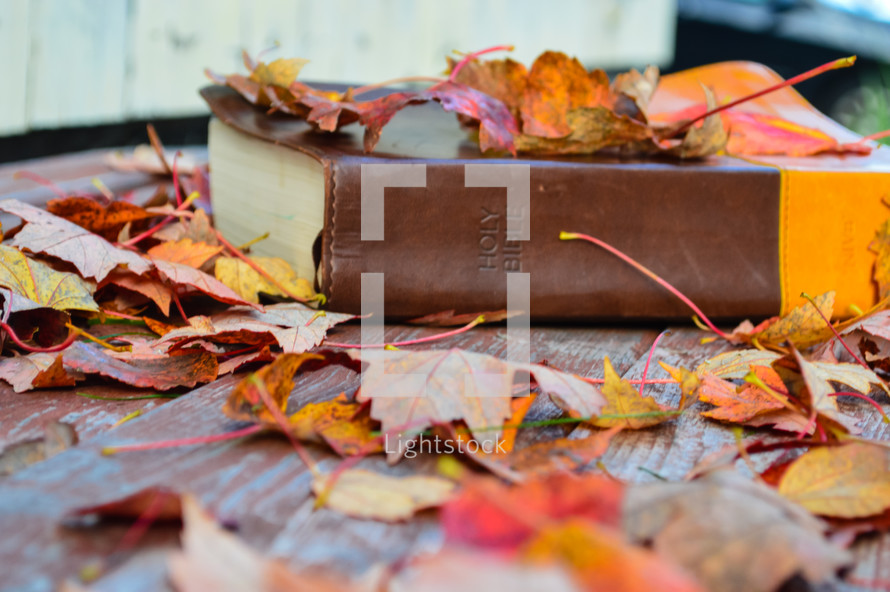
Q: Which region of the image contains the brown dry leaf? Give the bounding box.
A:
[522,520,704,592]
[698,366,787,423]
[664,86,727,158]
[148,238,223,269]
[214,256,314,304]
[217,345,275,376]
[311,468,456,522]
[169,494,351,592]
[0,352,81,392]
[159,303,354,353]
[46,197,154,241]
[351,348,606,462]
[287,395,380,456]
[624,469,851,592]
[694,349,781,379]
[448,55,528,114]
[0,199,151,282]
[506,426,622,476]
[0,421,77,476]
[611,65,659,120]
[752,291,835,348]
[152,258,261,310]
[101,270,173,316]
[520,51,612,138]
[514,106,652,155]
[0,244,98,312]
[68,486,182,522]
[154,208,218,245]
[588,356,668,429]
[222,352,324,424]
[778,443,890,518]
[63,342,218,390]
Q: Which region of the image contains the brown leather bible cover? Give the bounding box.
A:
[202,84,782,321]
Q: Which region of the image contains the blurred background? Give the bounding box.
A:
[1,0,889,162]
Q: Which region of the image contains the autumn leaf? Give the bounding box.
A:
[663,86,727,159]
[147,238,223,269]
[214,256,314,304]
[0,244,98,312]
[0,199,151,282]
[68,486,182,522]
[154,208,218,245]
[0,352,81,392]
[101,270,173,316]
[222,352,323,425]
[351,348,605,461]
[46,196,154,241]
[694,349,781,379]
[611,65,659,120]
[588,356,669,429]
[159,303,354,353]
[514,106,653,155]
[522,520,704,592]
[311,468,456,521]
[250,57,309,88]
[447,55,528,114]
[503,426,622,476]
[723,110,868,157]
[751,290,835,348]
[441,472,623,550]
[169,494,351,592]
[152,258,261,310]
[624,469,851,592]
[698,366,787,423]
[63,342,218,390]
[287,395,380,456]
[872,220,890,300]
[778,443,890,518]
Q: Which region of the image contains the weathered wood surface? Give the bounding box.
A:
[0,151,887,591]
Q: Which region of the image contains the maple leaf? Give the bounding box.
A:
[697,367,787,423]
[778,443,890,518]
[724,110,870,157]
[153,208,218,245]
[522,520,704,592]
[777,348,863,432]
[442,472,623,553]
[447,55,528,114]
[0,244,98,312]
[222,352,324,425]
[287,395,380,456]
[169,494,352,592]
[624,469,851,592]
[160,303,354,353]
[513,106,653,155]
[611,65,659,121]
[100,270,173,316]
[213,256,314,304]
[588,356,669,429]
[0,352,81,392]
[312,468,456,522]
[662,86,727,159]
[500,426,622,476]
[695,349,781,379]
[0,199,151,282]
[249,57,309,88]
[152,259,261,310]
[147,238,223,269]
[46,196,154,241]
[749,290,835,348]
[63,342,218,390]
[351,348,605,461]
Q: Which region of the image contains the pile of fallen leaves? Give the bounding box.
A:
[7,147,884,590]
[208,45,880,158]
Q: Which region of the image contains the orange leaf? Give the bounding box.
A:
[147,238,223,269]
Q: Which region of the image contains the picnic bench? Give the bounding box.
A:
[0,149,887,592]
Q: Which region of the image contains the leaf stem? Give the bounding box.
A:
[560,231,729,339]
[66,322,130,352]
[351,76,447,97]
[0,322,77,353]
[448,44,515,81]
[639,329,671,397]
[801,291,871,371]
[670,56,857,136]
[830,391,890,423]
[102,424,264,454]
[247,374,319,475]
[323,315,484,348]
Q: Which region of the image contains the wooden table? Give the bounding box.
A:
[0,150,886,592]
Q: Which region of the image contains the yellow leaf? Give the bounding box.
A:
[754,291,834,348]
[250,57,309,87]
[214,256,314,303]
[590,357,668,429]
[778,443,890,517]
[0,244,97,312]
[311,469,456,522]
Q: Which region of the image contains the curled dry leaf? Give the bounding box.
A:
[351,348,605,462]
[777,443,890,518]
[312,468,456,522]
[0,244,98,312]
[0,199,151,282]
[0,352,81,392]
[101,270,173,316]
[624,469,851,592]
[63,342,218,390]
[214,256,314,304]
[750,291,835,349]
[152,259,261,310]
[160,303,354,353]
